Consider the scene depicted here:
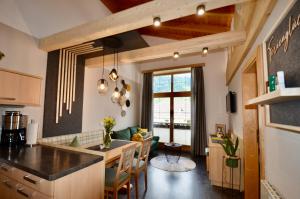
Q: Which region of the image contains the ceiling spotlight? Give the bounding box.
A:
[173,52,180,59]
[153,17,161,27]
[109,68,119,81]
[202,47,208,55]
[196,5,205,16]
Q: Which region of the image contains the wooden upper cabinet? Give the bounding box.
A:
[0,68,42,106]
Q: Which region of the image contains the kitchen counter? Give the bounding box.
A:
[0,144,104,181]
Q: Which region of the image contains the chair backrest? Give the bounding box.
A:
[115,144,136,183]
[136,137,152,169]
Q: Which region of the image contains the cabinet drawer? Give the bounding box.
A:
[0,173,18,199]
[0,164,54,196]
[14,168,54,197]
[0,163,16,177]
[15,183,52,199]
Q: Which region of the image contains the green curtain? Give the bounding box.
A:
[191,67,207,156]
[141,72,153,131]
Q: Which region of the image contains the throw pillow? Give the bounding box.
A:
[112,128,131,140]
[131,133,144,142]
[129,126,139,137]
[69,136,80,147]
[137,128,148,136]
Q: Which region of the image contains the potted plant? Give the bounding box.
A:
[220,136,239,168]
[102,116,116,148]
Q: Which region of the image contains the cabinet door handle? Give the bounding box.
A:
[23,175,40,184]
[0,164,13,172]
[17,188,31,198]
[0,97,16,100]
[3,180,13,189]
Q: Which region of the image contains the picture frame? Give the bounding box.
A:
[215,124,226,135]
[262,0,300,133]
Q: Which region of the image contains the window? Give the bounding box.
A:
[153,72,191,147]
[173,73,191,92]
[153,75,171,93]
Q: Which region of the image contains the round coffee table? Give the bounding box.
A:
[164,142,182,163]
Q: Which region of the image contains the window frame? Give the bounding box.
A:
[153,71,191,148]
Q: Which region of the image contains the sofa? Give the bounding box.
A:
[111,126,160,153]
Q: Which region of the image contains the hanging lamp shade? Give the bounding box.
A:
[111,87,120,103]
[97,78,108,94]
[109,68,119,81]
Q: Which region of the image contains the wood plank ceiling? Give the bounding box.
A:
[101,0,235,40]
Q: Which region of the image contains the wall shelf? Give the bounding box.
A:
[246,88,300,106]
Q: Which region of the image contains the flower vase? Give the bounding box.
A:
[104,131,112,149]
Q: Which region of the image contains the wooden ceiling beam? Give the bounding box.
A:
[161,24,229,34]
[226,0,277,84]
[85,30,246,67]
[138,28,199,40]
[39,0,252,51]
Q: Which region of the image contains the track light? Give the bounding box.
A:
[153,17,161,27]
[202,47,208,55]
[173,52,180,59]
[196,5,205,16]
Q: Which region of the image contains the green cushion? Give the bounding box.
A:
[69,136,80,147]
[105,168,129,187]
[132,158,145,169]
[111,128,131,140]
[129,126,139,137]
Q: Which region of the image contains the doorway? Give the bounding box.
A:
[242,46,265,199]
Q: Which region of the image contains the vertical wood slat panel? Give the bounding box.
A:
[63,50,68,103]
[73,55,77,102]
[69,53,74,114]
[59,50,66,117]
[66,51,71,110]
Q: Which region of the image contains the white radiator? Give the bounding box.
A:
[261,180,282,199]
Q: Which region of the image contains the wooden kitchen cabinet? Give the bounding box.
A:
[0,161,104,199]
[0,68,42,106]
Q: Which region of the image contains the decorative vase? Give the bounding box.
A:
[226,156,239,168]
[103,131,112,149]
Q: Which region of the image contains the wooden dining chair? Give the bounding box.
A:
[131,137,152,199]
[105,144,137,199]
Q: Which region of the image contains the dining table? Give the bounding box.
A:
[86,139,141,167]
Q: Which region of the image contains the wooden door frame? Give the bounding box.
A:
[242,45,265,198]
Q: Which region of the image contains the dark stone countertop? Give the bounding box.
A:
[0,145,103,181]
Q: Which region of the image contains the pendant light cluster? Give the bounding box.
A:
[96,43,131,117]
[152,4,209,59]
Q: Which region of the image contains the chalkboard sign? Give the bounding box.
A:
[264,0,300,129]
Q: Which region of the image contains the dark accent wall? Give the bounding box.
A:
[43,50,85,137]
[266,0,300,126]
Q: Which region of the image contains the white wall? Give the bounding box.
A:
[0,0,31,35]
[228,0,300,198]
[0,22,47,138]
[82,64,141,132]
[139,50,229,135]
[0,0,111,38]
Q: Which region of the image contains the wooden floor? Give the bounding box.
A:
[117,150,243,199]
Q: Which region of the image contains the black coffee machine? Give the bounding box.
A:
[1,111,27,146]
